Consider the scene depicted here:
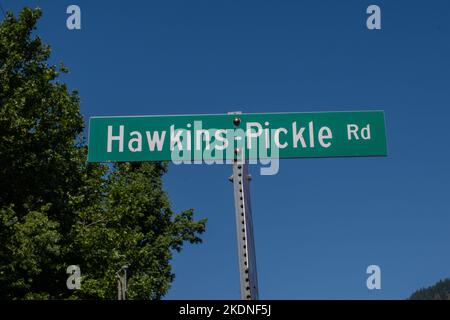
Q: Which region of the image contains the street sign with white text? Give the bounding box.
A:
[87,111,387,162]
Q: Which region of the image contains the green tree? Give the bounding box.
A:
[68,162,206,300]
[0,7,206,300]
[409,278,450,300]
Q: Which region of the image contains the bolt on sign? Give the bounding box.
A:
[87,111,387,163]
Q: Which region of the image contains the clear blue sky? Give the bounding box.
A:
[4,0,450,299]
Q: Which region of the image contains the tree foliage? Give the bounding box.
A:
[409,278,450,300]
[0,7,206,300]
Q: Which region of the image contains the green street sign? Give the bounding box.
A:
[87,111,387,162]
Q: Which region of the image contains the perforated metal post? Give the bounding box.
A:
[116,265,128,300]
[228,112,259,300]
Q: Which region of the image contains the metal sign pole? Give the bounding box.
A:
[228,111,259,300]
[230,159,259,300]
[116,265,128,300]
